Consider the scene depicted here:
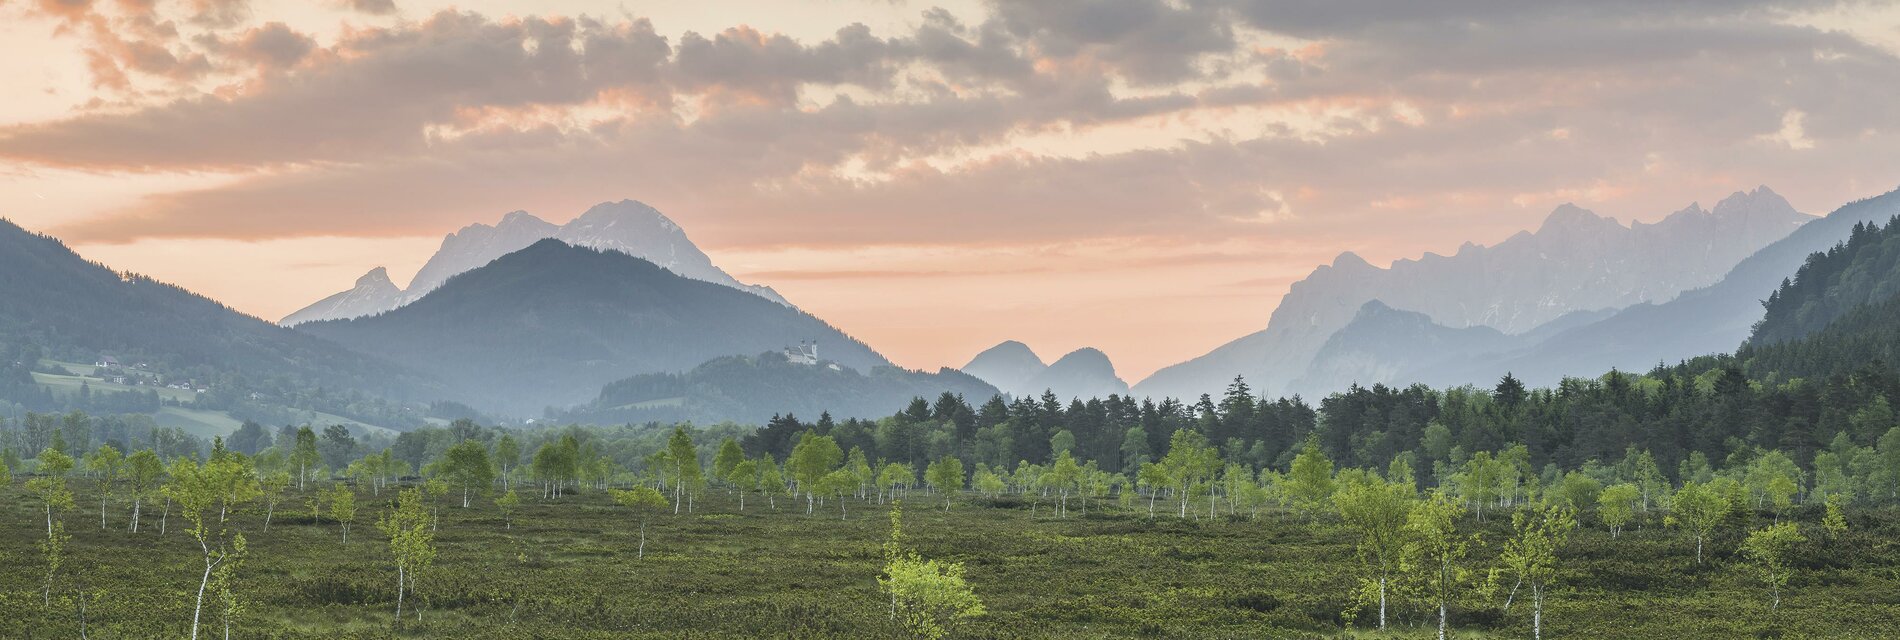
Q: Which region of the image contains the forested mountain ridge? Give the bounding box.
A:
[0,218,444,422]
[563,351,1001,425]
[281,200,789,325]
[1751,215,1900,346]
[1739,213,1900,381]
[297,239,888,416]
[1136,187,1809,400]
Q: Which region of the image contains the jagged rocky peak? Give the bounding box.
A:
[356,267,395,288]
[1712,185,1796,218]
[1537,203,1620,234]
[280,199,792,325]
[1331,251,1374,270]
[568,199,677,230]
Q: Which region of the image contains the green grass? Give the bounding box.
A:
[31,370,198,403]
[153,406,248,439]
[1,483,1895,639]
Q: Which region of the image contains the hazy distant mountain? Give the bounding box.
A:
[281,200,788,325]
[1291,301,1518,394]
[565,351,1001,425]
[1028,348,1131,401]
[297,239,885,415]
[0,219,440,407]
[959,342,1129,400]
[1135,187,1811,400]
[1289,304,1620,394]
[959,341,1046,396]
[279,268,404,328]
[1437,185,1900,388]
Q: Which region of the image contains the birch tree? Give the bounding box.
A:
[925,456,964,510]
[879,502,985,640]
[83,444,123,530]
[330,483,358,543]
[291,427,319,491]
[1666,480,1730,565]
[378,488,436,623]
[1406,492,1475,640]
[727,459,758,511]
[1598,483,1639,538]
[124,449,164,533]
[610,486,669,560]
[758,455,786,510]
[1497,502,1575,640]
[28,448,75,537]
[1741,522,1805,613]
[496,489,521,529]
[165,457,255,640]
[1334,476,1412,630]
[258,471,291,533]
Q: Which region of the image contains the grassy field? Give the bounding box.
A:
[2,481,1896,639]
[152,406,248,439]
[31,370,198,404]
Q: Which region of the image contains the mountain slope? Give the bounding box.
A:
[282,200,787,325]
[0,218,441,410]
[565,351,1001,424]
[1136,187,1810,400]
[296,239,887,415]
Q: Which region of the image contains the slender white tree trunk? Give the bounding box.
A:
[639,518,648,560]
[396,564,405,621]
[191,539,216,640]
[131,498,142,533]
[1378,577,1387,629]
[1437,603,1447,640]
[1533,584,1543,640]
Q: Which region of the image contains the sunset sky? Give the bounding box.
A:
[5,0,1900,382]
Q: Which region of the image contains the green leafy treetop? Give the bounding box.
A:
[1334,474,1413,630]
[1406,491,1474,640]
[165,456,256,640]
[879,503,984,640]
[1741,522,1806,613]
[610,486,670,560]
[377,488,436,623]
[28,448,76,537]
[1666,480,1731,565]
[1496,501,1575,640]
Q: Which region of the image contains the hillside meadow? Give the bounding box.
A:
[3,481,1896,639]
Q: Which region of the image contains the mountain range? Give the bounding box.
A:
[959,341,1131,401]
[281,200,788,325]
[1135,186,1813,400]
[295,239,887,415]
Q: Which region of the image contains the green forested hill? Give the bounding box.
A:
[567,351,1000,425]
[1751,214,1900,346]
[298,240,891,416]
[1740,214,1900,380]
[0,218,443,423]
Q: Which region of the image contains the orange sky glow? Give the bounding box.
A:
[6,0,1900,384]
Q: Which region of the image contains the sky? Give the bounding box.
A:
[4,1,1900,383]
